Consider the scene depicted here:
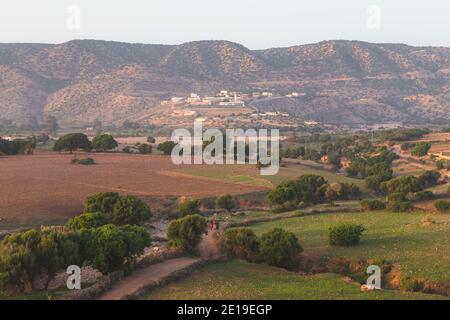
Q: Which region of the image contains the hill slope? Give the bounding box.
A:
[0,40,449,125]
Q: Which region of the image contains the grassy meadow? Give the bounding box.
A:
[248,210,450,283]
[144,260,447,300]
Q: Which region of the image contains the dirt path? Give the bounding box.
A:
[98,257,199,300]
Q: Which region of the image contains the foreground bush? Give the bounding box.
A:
[112,196,151,225]
[388,201,414,213]
[223,228,259,261]
[434,200,450,213]
[167,214,207,253]
[81,224,150,274]
[360,199,386,211]
[0,230,82,292]
[328,223,365,246]
[66,212,110,231]
[258,228,303,271]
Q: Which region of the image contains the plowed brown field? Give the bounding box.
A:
[0,150,265,222]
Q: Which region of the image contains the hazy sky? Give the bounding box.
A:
[1,0,449,49]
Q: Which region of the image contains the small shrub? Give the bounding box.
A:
[84,192,120,215]
[138,143,152,154]
[400,276,424,292]
[112,196,151,225]
[216,194,237,213]
[178,198,201,217]
[66,212,110,231]
[258,228,303,271]
[328,223,365,246]
[223,228,259,261]
[167,214,207,253]
[387,192,406,203]
[406,190,435,201]
[388,201,414,212]
[360,199,386,211]
[434,200,450,213]
[71,157,95,165]
[201,197,216,210]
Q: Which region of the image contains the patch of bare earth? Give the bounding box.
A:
[0,150,263,222]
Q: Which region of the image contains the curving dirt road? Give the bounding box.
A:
[98,257,199,300]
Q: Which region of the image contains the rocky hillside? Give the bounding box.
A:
[0,39,449,125]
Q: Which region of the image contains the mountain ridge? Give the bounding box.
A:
[0,39,449,126]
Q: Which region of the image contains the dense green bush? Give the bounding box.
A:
[167,214,207,253]
[178,198,201,217]
[360,199,386,211]
[258,228,303,271]
[84,192,120,215]
[138,143,152,154]
[223,228,259,261]
[157,141,177,155]
[80,224,150,274]
[0,229,82,292]
[411,142,431,157]
[112,196,151,225]
[53,133,92,152]
[71,157,95,165]
[328,223,365,246]
[216,194,237,212]
[388,201,414,212]
[92,134,118,151]
[418,170,441,188]
[405,190,435,201]
[434,200,450,213]
[382,176,423,195]
[400,276,424,292]
[387,192,407,203]
[66,212,110,231]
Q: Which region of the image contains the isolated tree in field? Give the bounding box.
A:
[411,142,431,157]
[178,198,201,217]
[92,134,118,151]
[167,214,207,253]
[223,228,259,261]
[53,133,92,153]
[44,115,59,135]
[258,228,303,271]
[66,212,110,231]
[147,136,156,143]
[216,194,236,213]
[112,196,151,226]
[157,141,177,155]
[84,192,120,215]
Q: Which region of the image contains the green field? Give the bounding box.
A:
[144,260,447,300]
[177,163,365,189]
[249,210,450,283]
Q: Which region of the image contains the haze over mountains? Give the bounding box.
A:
[0,39,449,126]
